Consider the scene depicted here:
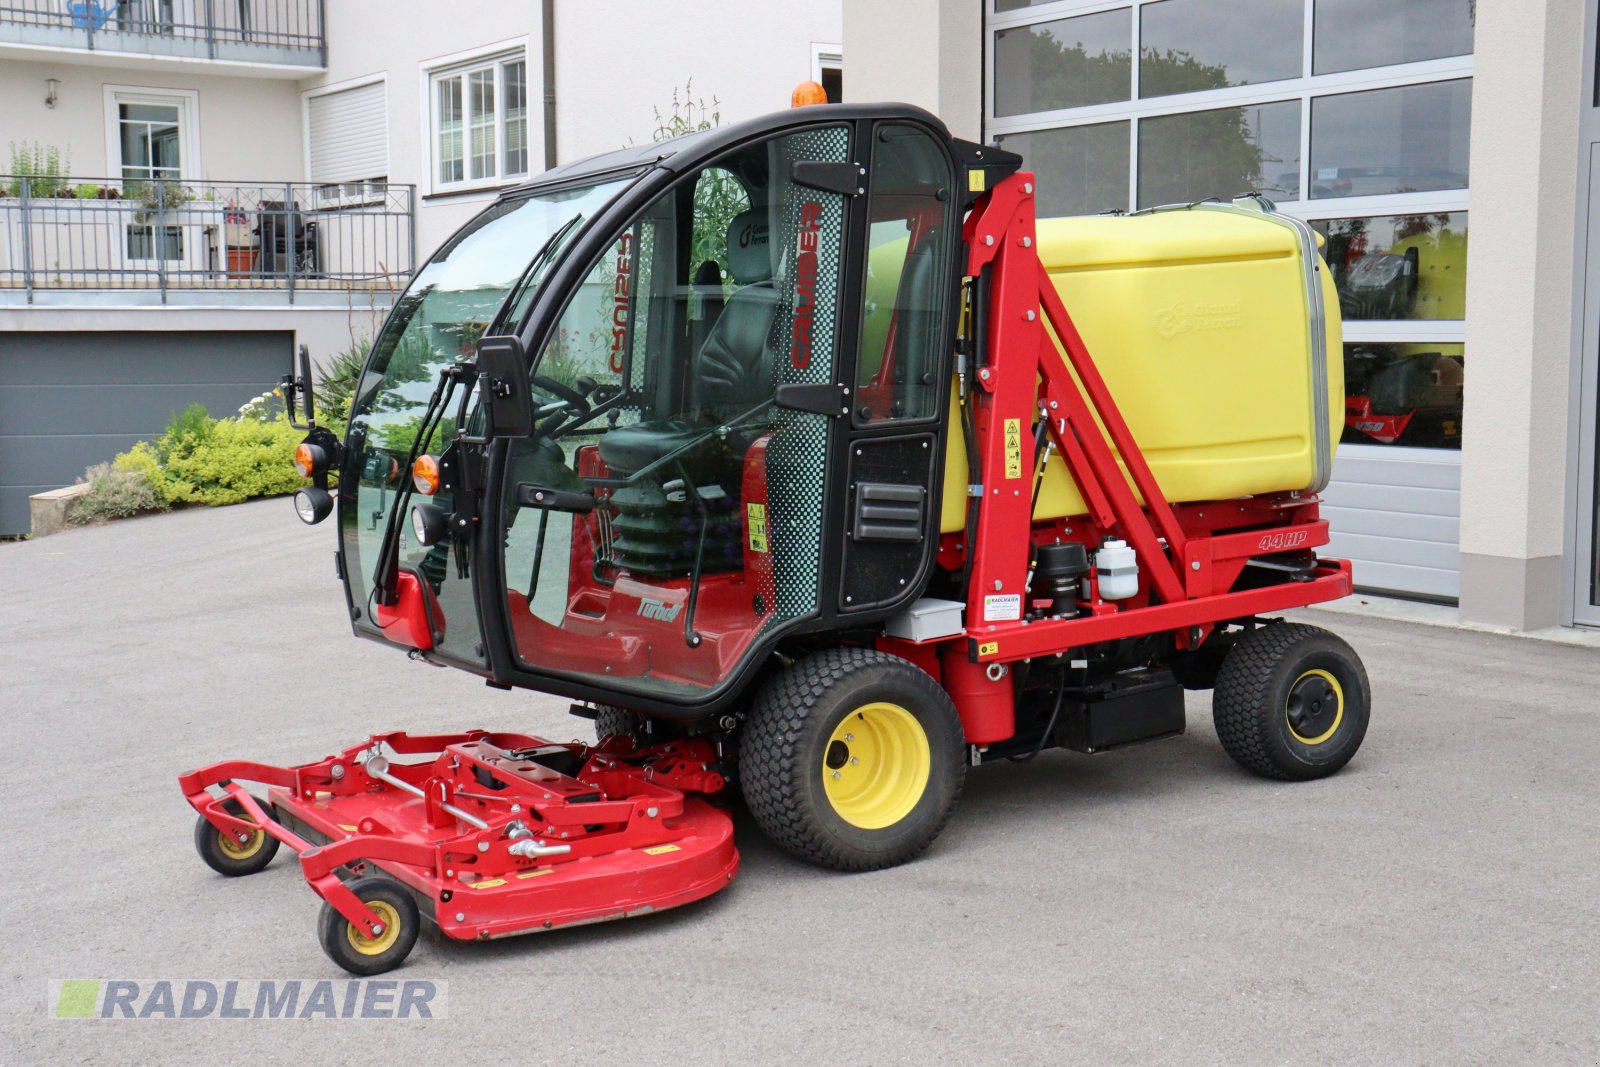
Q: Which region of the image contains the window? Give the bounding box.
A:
[994,10,1132,117]
[995,122,1131,216]
[1341,342,1462,449]
[1309,80,1471,199]
[429,51,529,191]
[1312,212,1467,321]
[1313,0,1475,75]
[1137,99,1300,206]
[1140,0,1303,98]
[856,124,956,422]
[118,102,182,183]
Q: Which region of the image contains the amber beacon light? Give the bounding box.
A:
[790,80,828,108]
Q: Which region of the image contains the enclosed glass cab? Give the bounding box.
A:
[338,105,966,715]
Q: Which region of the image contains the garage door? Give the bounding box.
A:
[0,331,293,535]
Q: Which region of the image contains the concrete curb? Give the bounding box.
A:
[28,483,90,538]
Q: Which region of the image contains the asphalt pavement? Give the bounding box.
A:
[3,499,1597,1065]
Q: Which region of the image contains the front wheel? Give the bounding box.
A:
[317,876,420,976]
[1212,623,1370,781]
[741,648,966,871]
[193,796,280,877]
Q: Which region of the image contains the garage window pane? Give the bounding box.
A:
[1138,100,1300,207]
[1140,0,1303,99]
[993,10,1132,117]
[996,122,1130,216]
[1314,0,1475,75]
[1309,79,1471,199]
[1311,212,1467,320]
[1343,342,1462,449]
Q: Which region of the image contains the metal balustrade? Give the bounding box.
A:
[0,0,325,65]
[0,177,416,303]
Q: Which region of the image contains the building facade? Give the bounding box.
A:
[0,0,842,534]
[848,0,1594,631]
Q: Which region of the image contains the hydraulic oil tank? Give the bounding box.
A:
[941,198,1342,532]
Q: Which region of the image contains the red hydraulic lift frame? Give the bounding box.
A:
[957,172,1352,665]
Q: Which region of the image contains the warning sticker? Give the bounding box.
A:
[468,878,506,890]
[978,641,1000,657]
[643,844,681,856]
[1004,418,1023,479]
[746,503,769,553]
[984,593,1021,622]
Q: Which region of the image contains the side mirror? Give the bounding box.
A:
[283,343,317,430]
[473,335,534,439]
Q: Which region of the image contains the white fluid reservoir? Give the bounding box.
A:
[1096,539,1138,600]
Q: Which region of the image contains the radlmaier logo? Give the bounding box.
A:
[49,979,446,1020]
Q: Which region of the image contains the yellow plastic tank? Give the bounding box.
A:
[941,201,1343,533]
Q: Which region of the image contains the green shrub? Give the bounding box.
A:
[316,337,372,433]
[70,462,166,525]
[151,410,305,506]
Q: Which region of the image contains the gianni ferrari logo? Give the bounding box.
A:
[790,201,823,370]
[608,233,633,374]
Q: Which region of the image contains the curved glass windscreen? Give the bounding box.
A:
[341,177,632,663]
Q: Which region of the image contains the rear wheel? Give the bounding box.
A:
[593,705,642,746]
[317,876,419,976]
[741,648,965,871]
[193,796,280,877]
[1212,623,1370,781]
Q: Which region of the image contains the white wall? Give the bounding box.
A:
[0,57,303,181]
[844,0,979,139]
[303,0,840,261]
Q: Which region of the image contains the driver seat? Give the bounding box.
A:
[598,208,779,473]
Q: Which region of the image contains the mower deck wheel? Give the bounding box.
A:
[593,705,642,746]
[741,647,965,871]
[194,795,280,877]
[1212,622,1371,781]
[317,876,420,976]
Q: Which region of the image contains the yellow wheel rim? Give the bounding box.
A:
[217,820,265,860]
[821,702,931,830]
[346,900,402,957]
[1286,668,1344,745]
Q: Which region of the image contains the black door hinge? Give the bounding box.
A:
[792,160,866,196]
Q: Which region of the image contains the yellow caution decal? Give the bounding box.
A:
[978,641,999,657]
[643,844,681,856]
[516,869,553,879]
[746,503,769,553]
[468,878,506,889]
[969,169,987,193]
[1004,419,1023,479]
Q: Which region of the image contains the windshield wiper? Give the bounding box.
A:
[487,213,585,336]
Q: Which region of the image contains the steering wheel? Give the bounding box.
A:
[531,373,591,416]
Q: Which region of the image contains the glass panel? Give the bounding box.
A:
[121,102,179,124]
[125,224,183,261]
[502,126,852,698]
[1314,0,1475,75]
[993,10,1132,117]
[1137,99,1300,206]
[856,124,955,422]
[342,178,632,665]
[996,121,1130,216]
[1309,79,1471,198]
[437,76,464,184]
[503,59,528,177]
[1140,0,1303,98]
[468,68,497,181]
[1342,342,1462,449]
[996,0,1066,9]
[1312,212,1467,320]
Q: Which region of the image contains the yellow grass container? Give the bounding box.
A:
[940,199,1342,533]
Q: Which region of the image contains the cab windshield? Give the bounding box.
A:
[341,177,632,663]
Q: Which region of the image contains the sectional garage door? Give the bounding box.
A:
[0,331,293,535]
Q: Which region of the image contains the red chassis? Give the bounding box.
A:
[180,731,736,945]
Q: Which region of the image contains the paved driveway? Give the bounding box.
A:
[3,501,1598,1065]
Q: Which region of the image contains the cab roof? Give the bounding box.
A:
[503,102,953,196]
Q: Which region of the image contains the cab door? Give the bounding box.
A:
[837,121,963,614]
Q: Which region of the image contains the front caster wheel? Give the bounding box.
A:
[193,796,280,877]
[741,648,966,871]
[318,876,420,976]
[1212,622,1370,781]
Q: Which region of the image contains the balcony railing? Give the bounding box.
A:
[0,176,416,303]
[0,0,325,66]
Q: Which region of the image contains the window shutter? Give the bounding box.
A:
[307,81,388,184]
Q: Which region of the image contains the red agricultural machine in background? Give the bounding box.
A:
[182,101,1368,974]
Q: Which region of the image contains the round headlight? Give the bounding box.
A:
[293,486,334,525]
[411,503,448,547]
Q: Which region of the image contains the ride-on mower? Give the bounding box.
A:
[181,101,1369,974]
